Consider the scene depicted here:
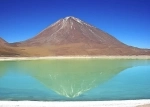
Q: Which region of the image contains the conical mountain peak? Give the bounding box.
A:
[64,16,82,22]
[63,16,92,27]
[20,16,124,47]
[15,16,150,56]
[64,16,76,20]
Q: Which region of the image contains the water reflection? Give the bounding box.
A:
[0,59,149,98]
[17,59,135,98]
[0,61,8,77]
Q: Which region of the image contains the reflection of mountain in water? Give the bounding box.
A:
[0,61,9,77]
[1,59,149,98]
[18,59,136,98]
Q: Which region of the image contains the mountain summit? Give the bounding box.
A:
[3,16,150,56]
[20,16,126,47]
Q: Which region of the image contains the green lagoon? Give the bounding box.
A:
[0,59,150,101]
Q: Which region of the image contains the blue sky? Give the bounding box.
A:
[0,0,150,48]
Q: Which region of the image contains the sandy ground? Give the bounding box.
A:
[137,104,150,107]
[0,100,150,107]
[0,55,150,61]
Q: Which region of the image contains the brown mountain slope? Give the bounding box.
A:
[0,37,28,57]
[2,16,150,56]
[0,45,29,57]
[13,16,149,56]
[20,16,126,47]
[0,37,8,45]
[0,46,19,57]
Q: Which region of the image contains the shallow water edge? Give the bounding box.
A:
[0,55,150,61]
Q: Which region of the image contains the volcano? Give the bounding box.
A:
[20,16,126,47]
[2,16,150,56]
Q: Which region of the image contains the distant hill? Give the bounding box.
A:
[0,37,8,46]
[1,16,150,56]
[0,37,27,57]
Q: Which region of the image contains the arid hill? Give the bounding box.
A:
[0,38,27,57]
[1,16,150,56]
[0,38,13,56]
[0,37,8,45]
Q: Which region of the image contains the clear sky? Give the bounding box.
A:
[0,0,150,49]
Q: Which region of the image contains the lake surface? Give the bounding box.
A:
[0,59,150,101]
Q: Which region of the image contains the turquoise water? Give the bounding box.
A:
[0,59,150,101]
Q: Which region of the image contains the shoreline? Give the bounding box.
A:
[0,100,150,107]
[0,55,150,61]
